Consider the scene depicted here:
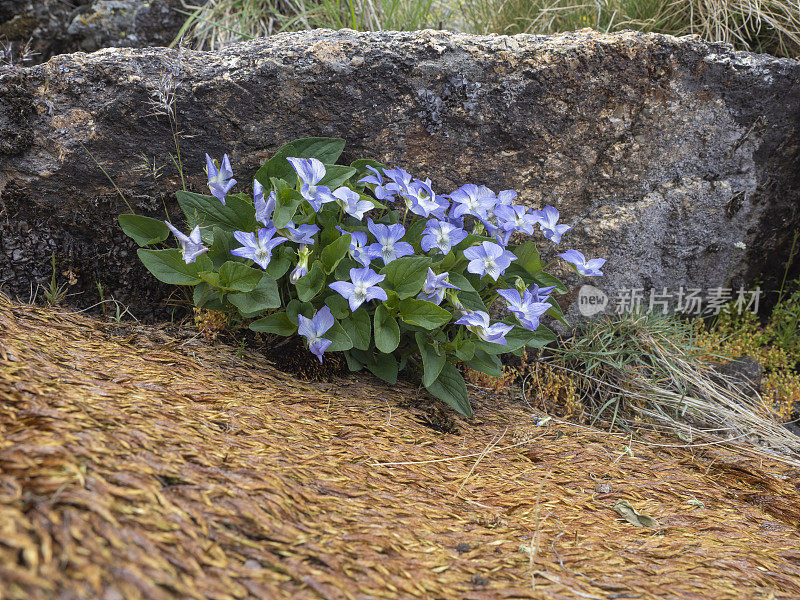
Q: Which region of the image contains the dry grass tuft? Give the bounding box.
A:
[543,311,800,463]
[459,0,800,57]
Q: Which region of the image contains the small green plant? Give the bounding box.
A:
[770,281,800,355]
[119,137,606,416]
[773,230,800,354]
[110,300,134,324]
[41,252,70,306]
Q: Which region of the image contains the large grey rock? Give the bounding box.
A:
[0,0,184,64]
[0,29,798,320]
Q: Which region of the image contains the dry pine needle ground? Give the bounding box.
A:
[1,294,799,599]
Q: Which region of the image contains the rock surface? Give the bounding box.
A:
[0,0,184,64]
[714,355,764,393]
[0,29,798,319]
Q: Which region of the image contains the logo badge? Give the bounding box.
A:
[577,285,608,317]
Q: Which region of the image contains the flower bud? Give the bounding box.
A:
[290,245,312,284]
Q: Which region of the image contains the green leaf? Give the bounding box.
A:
[361,192,387,210]
[457,290,488,313]
[286,299,314,324]
[295,262,326,302]
[325,321,353,352]
[512,241,543,275]
[250,312,297,336]
[342,307,371,351]
[380,256,431,299]
[546,298,569,326]
[176,190,258,232]
[466,348,503,377]
[198,270,221,288]
[403,219,428,253]
[503,264,537,286]
[266,246,293,279]
[324,293,350,319]
[315,204,338,230]
[436,251,463,274]
[219,261,263,292]
[366,353,398,384]
[455,233,490,254]
[344,350,365,372]
[398,298,452,330]
[478,325,557,355]
[320,232,351,274]
[319,165,357,190]
[454,339,475,362]
[350,158,385,180]
[137,249,211,285]
[207,227,238,269]
[374,304,400,353]
[334,256,358,282]
[255,138,346,187]
[193,282,225,310]
[426,362,471,417]
[272,180,303,229]
[118,214,168,246]
[228,274,280,317]
[535,272,568,294]
[446,272,475,292]
[416,332,446,387]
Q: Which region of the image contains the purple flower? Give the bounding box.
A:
[231,227,287,269]
[333,186,374,220]
[455,310,514,345]
[298,306,334,363]
[283,223,319,246]
[329,267,388,312]
[477,215,501,242]
[206,153,236,205]
[358,166,393,201]
[532,205,572,244]
[290,261,307,284]
[421,219,468,255]
[449,184,496,220]
[402,179,449,218]
[254,182,276,227]
[336,227,372,267]
[382,167,414,197]
[494,205,539,236]
[557,249,606,277]
[497,288,551,331]
[417,268,460,305]
[463,241,516,281]
[496,190,518,206]
[165,222,208,264]
[287,157,336,212]
[366,219,414,265]
[528,284,556,303]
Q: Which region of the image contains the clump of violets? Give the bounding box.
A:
[123,138,605,418]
